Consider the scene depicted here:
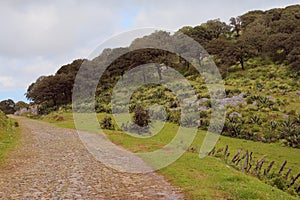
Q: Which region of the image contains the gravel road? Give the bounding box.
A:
[0,116,184,200]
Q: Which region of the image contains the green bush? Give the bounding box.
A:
[167,110,181,125]
[133,105,150,128]
[269,176,288,191]
[100,116,115,130]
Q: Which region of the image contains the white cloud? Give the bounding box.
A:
[0,76,15,88]
[131,0,300,30]
[0,1,124,57]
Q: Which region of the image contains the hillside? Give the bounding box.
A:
[23,5,300,149]
[26,5,300,112]
[18,4,300,199]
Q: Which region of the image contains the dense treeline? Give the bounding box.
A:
[26,5,300,112]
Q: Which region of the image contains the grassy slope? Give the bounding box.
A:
[0,112,20,164]
[38,61,300,199]
[41,112,300,199]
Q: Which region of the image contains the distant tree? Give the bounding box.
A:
[286,31,300,70]
[288,47,300,71]
[26,73,74,111]
[206,37,233,74]
[263,33,290,62]
[230,17,242,37]
[207,37,232,56]
[179,25,212,47]
[240,23,268,54]
[0,99,15,114]
[14,101,29,111]
[204,19,231,39]
[264,8,282,26]
[224,38,257,70]
[269,5,300,34]
[239,10,264,30]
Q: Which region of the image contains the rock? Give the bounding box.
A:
[197,98,209,105]
[198,106,208,111]
[217,92,247,108]
[229,112,242,119]
[283,114,289,119]
[14,105,38,115]
[266,96,276,101]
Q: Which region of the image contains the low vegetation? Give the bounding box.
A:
[0,111,19,163]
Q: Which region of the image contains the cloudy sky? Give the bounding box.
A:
[0,0,299,102]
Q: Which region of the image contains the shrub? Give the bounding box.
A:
[249,115,262,125]
[133,105,150,128]
[167,110,181,125]
[182,113,198,127]
[14,122,19,127]
[269,176,288,191]
[199,111,208,118]
[255,82,264,91]
[100,116,115,130]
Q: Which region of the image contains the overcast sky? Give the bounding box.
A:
[0,0,299,102]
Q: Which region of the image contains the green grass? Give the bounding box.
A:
[0,112,20,164]
[40,111,300,199]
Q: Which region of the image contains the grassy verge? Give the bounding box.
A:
[40,111,300,199]
[0,112,20,164]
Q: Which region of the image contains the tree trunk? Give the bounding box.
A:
[240,57,245,70]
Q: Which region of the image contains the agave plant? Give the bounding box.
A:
[281,119,295,129]
[259,96,270,105]
[279,119,296,139]
[284,128,300,148]
[249,115,262,125]
[228,123,243,137]
[269,120,278,131]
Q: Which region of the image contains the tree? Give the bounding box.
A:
[100,116,114,130]
[230,17,242,37]
[133,105,150,127]
[26,73,74,111]
[286,31,300,70]
[240,23,268,54]
[204,19,231,39]
[240,10,264,30]
[14,101,29,111]
[224,38,257,70]
[0,99,15,114]
[179,25,212,47]
[206,37,233,75]
[269,5,300,34]
[288,47,300,71]
[263,33,290,63]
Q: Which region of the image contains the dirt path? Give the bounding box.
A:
[0,116,184,199]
